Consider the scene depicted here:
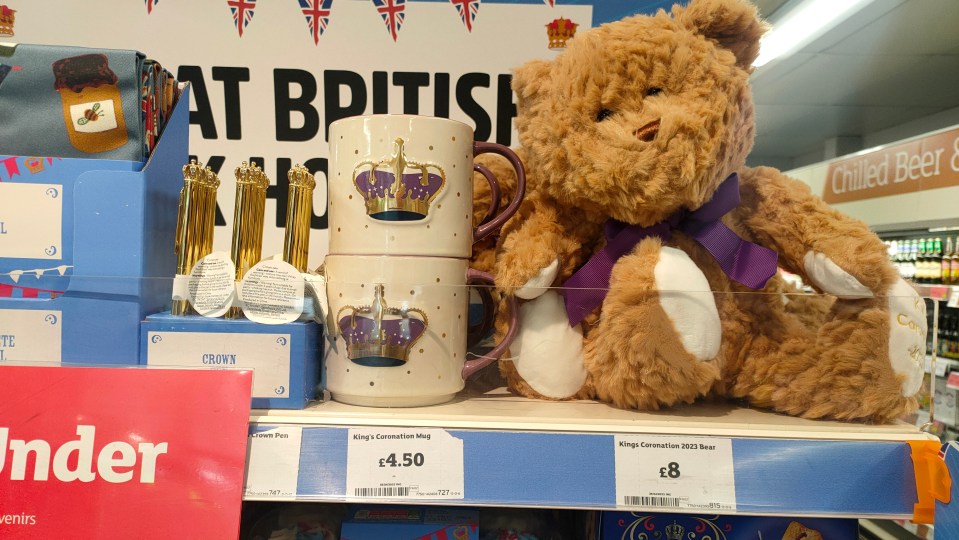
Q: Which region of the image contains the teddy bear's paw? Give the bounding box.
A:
[654,247,722,361]
[803,251,873,298]
[508,290,588,398]
[515,259,560,300]
[887,278,926,396]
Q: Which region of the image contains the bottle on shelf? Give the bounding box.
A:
[905,239,918,281]
[943,237,954,285]
[950,235,959,285]
[931,237,944,285]
[918,238,929,284]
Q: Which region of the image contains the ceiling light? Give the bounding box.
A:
[753,0,874,68]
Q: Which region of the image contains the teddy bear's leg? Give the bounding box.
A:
[731,275,925,423]
[585,237,723,410]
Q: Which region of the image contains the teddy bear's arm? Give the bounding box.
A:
[737,166,898,296]
[494,192,592,295]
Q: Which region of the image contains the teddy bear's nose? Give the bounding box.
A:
[634,119,660,142]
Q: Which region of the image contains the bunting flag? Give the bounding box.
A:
[145,0,160,14]
[2,265,72,283]
[372,0,406,42]
[299,0,333,45]
[544,0,555,6]
[227,0,257,37]
[450,0,480,32]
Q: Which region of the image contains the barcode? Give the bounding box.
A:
[354,486,411,497]
[623,495,680,508]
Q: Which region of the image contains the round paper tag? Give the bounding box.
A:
[188,252,236,318]
[240,260,306,325]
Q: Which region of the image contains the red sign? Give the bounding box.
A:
[0,366,253,539]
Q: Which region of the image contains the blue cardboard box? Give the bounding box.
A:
[341,506,479,540]
[0,90,189,365]
[597,512,858,540]
[140,312,322,409]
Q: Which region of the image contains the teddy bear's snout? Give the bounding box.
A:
[634,119,661,142]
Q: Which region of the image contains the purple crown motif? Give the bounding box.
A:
[353,137,446,221]
[336,284,428,367]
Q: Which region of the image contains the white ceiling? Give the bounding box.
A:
[747,0,959,170]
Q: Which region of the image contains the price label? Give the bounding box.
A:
[947,287,959,309]
[244,426,303,500]
[614,435,736,511]
[346,428,464,499]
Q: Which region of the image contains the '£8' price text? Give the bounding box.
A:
[378,452,425,468]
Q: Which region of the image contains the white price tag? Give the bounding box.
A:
[346,428,464,499]
[615,435,736,512]
[244,426,302,500]
[947,287,959,309]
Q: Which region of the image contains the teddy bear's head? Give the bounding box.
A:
[513,0,766,226]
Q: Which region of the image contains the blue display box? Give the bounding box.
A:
[596,512,858,540]
[340,506,478,540]
[140,312,322,409]
[0,90,189,365]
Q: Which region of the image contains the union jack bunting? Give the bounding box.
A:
[372,0,405,42]
[227,0,257,37]
[145,0,159,14]
[299,0,333,45]
[450,0,480,32]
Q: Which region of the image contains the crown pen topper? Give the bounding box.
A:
[336,284,428,367]
[546,17,577,49]
[352,137,446,222]
[0,6,15,37]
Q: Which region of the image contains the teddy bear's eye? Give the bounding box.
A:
[646,87,663,97]
[596,108,614,122]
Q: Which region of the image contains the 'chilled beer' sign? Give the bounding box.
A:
[824,126,959,203]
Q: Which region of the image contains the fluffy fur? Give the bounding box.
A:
[473,0,924,423]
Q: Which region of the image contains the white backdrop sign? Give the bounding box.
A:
[8,0,673,268]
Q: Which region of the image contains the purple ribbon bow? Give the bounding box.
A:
[562,173,778,326]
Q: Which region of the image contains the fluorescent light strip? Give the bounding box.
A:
[754,0,874,68]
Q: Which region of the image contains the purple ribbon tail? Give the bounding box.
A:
[690,220,778,290]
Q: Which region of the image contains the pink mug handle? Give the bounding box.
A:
[473,142,526,243]
[473,163,501,226]
[462,268,519,380]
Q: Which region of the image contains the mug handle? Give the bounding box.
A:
[462,268,519,380]
[473,163,501,226]
[472,142,526,243]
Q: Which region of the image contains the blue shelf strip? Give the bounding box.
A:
[284,426,919,516]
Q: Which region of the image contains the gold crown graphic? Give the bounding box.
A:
[352,138,445,221]
[546,17,577,49]
[0,6,15,37]
[24,157,45,174]
[664,521,684,540]
[336,284,429,367]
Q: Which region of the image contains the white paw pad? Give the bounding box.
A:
[516,259,560,300]
[803,251,873,298]
[888,278,926,397]
[653,247,721,361]
[511,291,587,398]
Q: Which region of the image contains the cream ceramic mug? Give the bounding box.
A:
[327,115,525,258]
[322,254,517,407]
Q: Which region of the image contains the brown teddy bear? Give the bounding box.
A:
[473,0,926,423]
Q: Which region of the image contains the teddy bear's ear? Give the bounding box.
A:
[674,0,768,69]
[512,59,553,109]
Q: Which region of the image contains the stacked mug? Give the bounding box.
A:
[324,115,525,407]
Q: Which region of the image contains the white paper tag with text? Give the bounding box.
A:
[614,435,736,512]
[346,428,464,500]
[244,426,303,500]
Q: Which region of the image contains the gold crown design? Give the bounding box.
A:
[288,163,316,189]
[546,17,577,49]
[234,161,270,189]
[24,157,45,174]
[336,284,429,367]
[0,6,15,37]
[664,521,684,540]
[182,159,220,188]
[353,138,445,220]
